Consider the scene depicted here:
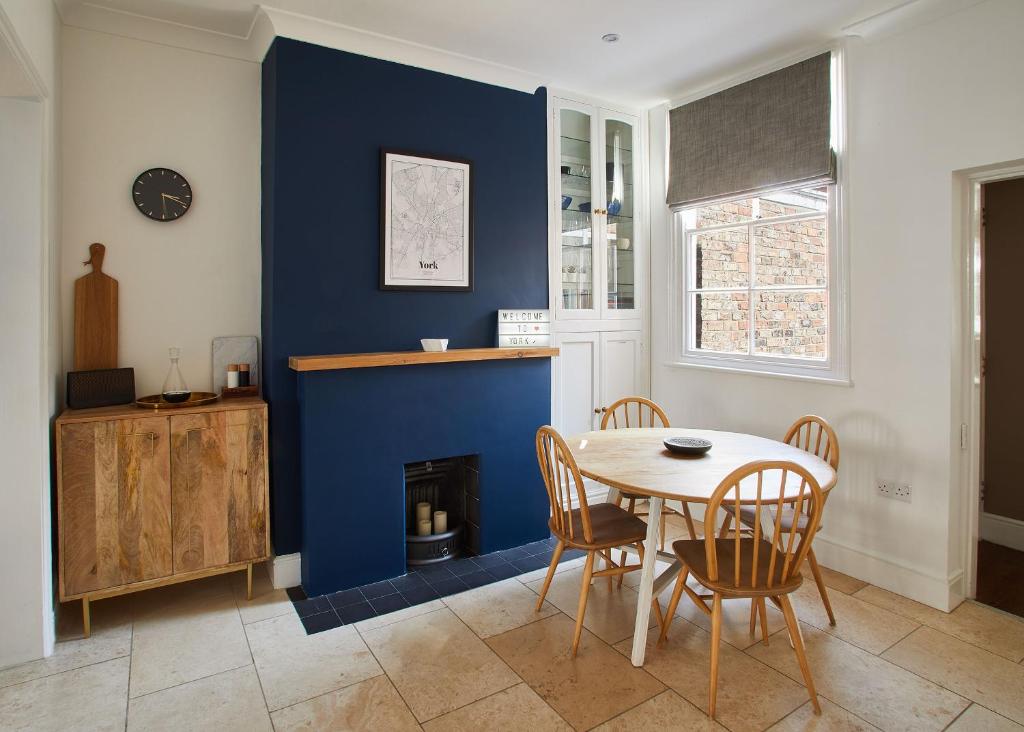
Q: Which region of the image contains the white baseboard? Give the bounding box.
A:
[268,553,301,589]
[811,534,961,612]
[980,512,1024,553]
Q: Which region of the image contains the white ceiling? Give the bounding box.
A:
[58,0,910,104]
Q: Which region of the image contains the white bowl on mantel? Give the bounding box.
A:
[420,339,449,352]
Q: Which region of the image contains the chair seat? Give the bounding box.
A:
[552,503,650,550]
[672,538,804,597]
[726,505,816,533]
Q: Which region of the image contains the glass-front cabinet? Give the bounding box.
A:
[553,98,641,321]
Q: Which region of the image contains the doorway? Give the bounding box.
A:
[976,176,1024,618]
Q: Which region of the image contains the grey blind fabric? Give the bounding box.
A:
[667,52,834,209]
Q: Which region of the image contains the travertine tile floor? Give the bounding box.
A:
[3,514,1024,731]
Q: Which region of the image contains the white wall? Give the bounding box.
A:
[0,0,59,668]
[648,0,1024,610]
[61,27,260,395]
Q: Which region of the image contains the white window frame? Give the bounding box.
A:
[669,181,849,384]
[666,47,849,385]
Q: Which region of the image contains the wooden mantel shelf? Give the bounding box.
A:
[289,346,560,372]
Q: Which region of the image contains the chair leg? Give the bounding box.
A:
[681,502,698,539]
[658,568,688,645]
[572,551,596,657]
[780,594,820,715]
[806,549,836,626]
[618,548,627,587]
[660,511,667,551]
[709,593,723,719]
[758,598,770,646]
[749,599,758,637]
[718,513,732,538]
[602,550,613,592]
[535,540,564,611]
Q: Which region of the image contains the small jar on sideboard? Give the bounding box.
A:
[55,397,269,636]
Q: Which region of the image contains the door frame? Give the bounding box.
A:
[959,161,1024,600]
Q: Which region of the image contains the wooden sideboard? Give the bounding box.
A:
[55,397,269,636]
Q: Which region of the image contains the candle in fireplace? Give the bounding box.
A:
[433,510,447,534]
[416,502,431,522]
[417,518,432,536]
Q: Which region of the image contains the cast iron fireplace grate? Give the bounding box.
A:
[404,455,480,566]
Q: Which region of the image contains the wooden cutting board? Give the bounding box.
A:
[74,243,118,371]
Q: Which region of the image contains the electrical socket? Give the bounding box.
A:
[878,479,912,503]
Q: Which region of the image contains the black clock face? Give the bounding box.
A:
[132,168,192,222]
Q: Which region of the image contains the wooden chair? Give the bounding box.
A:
[658,461,826,718]
[718,416,840,628]
[535,425,649,656]
[602,398,698,574]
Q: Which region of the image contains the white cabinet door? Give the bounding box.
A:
[552,332,601,435]
[599,331,644,410]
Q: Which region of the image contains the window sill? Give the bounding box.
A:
[663,359,852,387]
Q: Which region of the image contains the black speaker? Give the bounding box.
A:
[66,368,136,410]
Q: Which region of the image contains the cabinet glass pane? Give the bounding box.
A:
[560,109,594,311]
[605,118,635,310]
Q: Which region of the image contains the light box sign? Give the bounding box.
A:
[496,309,551,347]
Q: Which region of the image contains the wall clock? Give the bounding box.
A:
[132,168,192,222]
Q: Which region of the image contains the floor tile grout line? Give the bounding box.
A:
[851,591,1024,661]
[941,703,973,731]
[0,649,133,691]
[738,625,888,730]
[744,622,974,724]
[126,661,254,703]
[237,595,275,728]
[877,625,1018,717]
[124,622,134,731]
[352,622,432,727]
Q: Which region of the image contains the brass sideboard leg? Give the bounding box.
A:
[82,597,91,639]
[246,563,253,601]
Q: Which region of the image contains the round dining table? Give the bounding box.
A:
[567,427,836,667]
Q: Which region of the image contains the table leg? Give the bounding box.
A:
[631,496,662,667]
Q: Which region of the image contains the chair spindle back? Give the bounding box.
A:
[536,425,593,544]
[601,397,671,430]
[784,415,839,471]
[705,460,824,590]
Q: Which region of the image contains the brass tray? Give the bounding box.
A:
[136,392,219,409]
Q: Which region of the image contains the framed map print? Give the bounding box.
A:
[380,149,474,291]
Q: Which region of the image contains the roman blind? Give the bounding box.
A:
[666,52,834,209]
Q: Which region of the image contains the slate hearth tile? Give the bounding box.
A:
[498,546,532,561]
[337,602,378,625]
[327,588,364,610]
[360,580,398,599]
[390,573,429,592]
[449,559,486,577]
[486,563,521,580]
[369,593,411,615]
[473,553,511,570]
[429,576,470,597]
[561,548,585,561]
[413,563,456,581]
[301,611,343,635]
[523,540,550,554]
[510,555,550,573]
[286,586,307,602]
[459,570,498,590]
[401,584,441,606]
[293,595,331,618]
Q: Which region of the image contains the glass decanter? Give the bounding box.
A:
[161,347,192,403]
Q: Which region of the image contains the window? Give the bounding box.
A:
[674,184,847,382]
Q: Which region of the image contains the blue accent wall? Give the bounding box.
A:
[261,37,551,586]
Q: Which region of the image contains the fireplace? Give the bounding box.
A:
[405,455,481,565]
